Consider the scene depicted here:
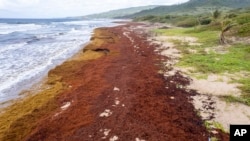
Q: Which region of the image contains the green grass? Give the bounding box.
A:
[205,120,227,133]
[154,28,250,105]
[154,28,219,46]
[223,95,250,106]
[238,22,250,36]
[179,44,250,73]
[223,77,250,106]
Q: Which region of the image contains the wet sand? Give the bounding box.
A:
[0,22,229,141]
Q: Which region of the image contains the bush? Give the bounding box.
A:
[141,15,157,21]
[235,13,250,24]
[200,17,212,25]
[206,21,222,31]
[238,23,250,36]
[226,13,237,18]
[176,18,197,27]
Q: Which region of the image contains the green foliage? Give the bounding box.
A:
[199,21,222,31]
[179,44,250,73]
[235,13,250,24]
[225,13,250,37]
[238,78,250,95]
[238,23,250,36]
[134,5,250,38]
[83,5,159,19]
[126,0,250,18]
[176,17,197,27]
[139,15,157,21]
[213,10,221,19]
[155,28,219,46]
[199,17,212,25]
[223,95,250,106]
[225,13,237,18]
[154,28,250,102]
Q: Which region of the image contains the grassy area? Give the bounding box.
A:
[154,28,219,46]
[138,7,250,38]
[178,44,250,73]
[154,27,250,106]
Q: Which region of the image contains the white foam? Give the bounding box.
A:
[0,23,42,34]
[0,40,88,102]
[0,42,27,53]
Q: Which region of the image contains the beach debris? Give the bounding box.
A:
[123,32,134,43]
[101,129,111,139]
[100,109,113,117]
[53,113,60,117]
[114,87,120,91]
[135,138,146,141]
[170,96,175,100]
[176,84,183,89]
[110,135,119,141]
[115,99,120,105]
[211,130,218,134]
[61,102,71,110]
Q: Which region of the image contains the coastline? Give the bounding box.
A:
[0,22,229,141]
[0,24,125,140]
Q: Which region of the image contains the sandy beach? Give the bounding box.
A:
[0,22,229,141]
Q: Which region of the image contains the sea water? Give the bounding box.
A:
[0,18,116,103]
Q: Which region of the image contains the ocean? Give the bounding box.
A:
[0,18,117,104]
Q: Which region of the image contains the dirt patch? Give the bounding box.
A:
[188,74,241,96]
[187,73,250,132]
[192,94,250,132]
[153,36,201,46]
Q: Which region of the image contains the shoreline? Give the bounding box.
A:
[0,24,123,140]
[0,19,120,106]
[0,22,229,141]
[0,41,88,109]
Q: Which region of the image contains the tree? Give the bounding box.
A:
[220,21,236,44]
[213,10,221,20]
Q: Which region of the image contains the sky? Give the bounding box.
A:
[0,0,189,18]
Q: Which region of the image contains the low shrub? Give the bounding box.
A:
[176,17,197,27]
[235,13,250,24]
[238,22,250,36]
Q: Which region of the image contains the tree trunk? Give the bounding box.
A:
[220,32,226,44]
[220,24,236,45]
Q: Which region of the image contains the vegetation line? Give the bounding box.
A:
[148,8,250,106]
